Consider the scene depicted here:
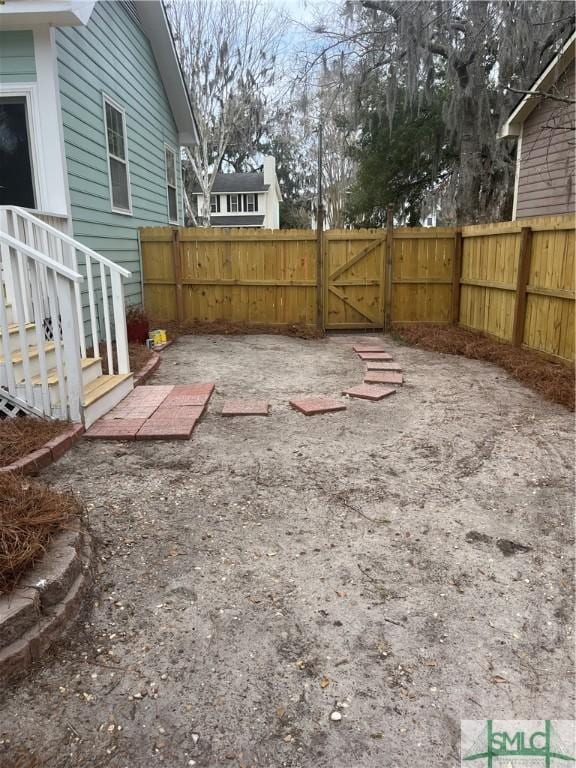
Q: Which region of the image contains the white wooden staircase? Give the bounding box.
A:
[0,207,134,427]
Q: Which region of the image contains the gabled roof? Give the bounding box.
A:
[0,0,199,145]
[191,173,269,194]
[500,32,576,138]
[210,215,265,227]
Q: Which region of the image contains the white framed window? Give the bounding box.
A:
[246,193,255,212]
[229,194,239,213]
[164,144,178,223]
[0,96,36,208]
[103,95,132,214]
[210,194,219,213]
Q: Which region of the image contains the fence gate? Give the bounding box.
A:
[323,231,386,329]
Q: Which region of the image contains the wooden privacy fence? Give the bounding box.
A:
[140,213,575,363]
[458,215,575,362]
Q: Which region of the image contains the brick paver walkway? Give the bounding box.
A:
[84,338,405,438]
[85,384,214,440]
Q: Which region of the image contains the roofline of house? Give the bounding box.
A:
[499,32,575,138]
[191,188,270,194]
[134,1,200,146]
[0,1,96,27]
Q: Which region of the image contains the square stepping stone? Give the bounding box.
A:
[85,418,147,440]
[353,345,388,353]
[365,361,402,371]
[357,351,393,361]
[289,397,346,416]
[164,383,215,407]
[364,370,404,385]
[343,384,396,401]
[222,400,270,416]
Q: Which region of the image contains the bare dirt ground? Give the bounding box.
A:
[1,334,574,768]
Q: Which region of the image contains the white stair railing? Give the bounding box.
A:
[0,230,83,420]
[1,206,131,375]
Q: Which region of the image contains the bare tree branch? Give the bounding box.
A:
[506,86,576,105]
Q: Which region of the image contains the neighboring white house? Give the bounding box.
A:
[192,156,281,228]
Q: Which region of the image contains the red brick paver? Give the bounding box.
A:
[222,400,270,416]
[151,405,204,421]
[85,419,147,440]
[357,351,393,361]
[86,384,215,441]
[353,345,388,353]
[289,397,346,416]
[365,361,402,371]
[343,384,396,401]
[364,371,404,385]
[163,384,215,410]
[135,421,197,440]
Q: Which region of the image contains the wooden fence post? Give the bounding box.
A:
[512,226,533,347]
[316,218,324,332]
[383,205,394,331]
[171,227,184,325]
[451,229,463,324]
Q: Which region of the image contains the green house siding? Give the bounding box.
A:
[0,30,36,83]
[55,0,183,306]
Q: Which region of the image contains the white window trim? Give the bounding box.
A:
[164,143,179,224]
[102,93,133,216]
[0,83,42,209]
[246,193,255,212]
[210,194,219,214]
[229,194,239,213]
[511,123,523,221]
[0,27,72,219]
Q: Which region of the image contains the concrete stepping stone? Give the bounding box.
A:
[366,361,402,371]
[353,345,388,353]
[357,351,393,361]
[222,400,270,416]
[364,370,404,385]
[343,384,396,401]
[289,397,346,416]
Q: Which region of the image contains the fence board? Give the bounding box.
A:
[140,214,575,362]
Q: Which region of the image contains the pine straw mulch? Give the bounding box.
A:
[0,473,82,595]
[393,323,575,410]
[153,319,324,340]
[0,418,70,468]
[97,342,155,376]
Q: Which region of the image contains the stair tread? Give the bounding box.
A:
[83,374,132,407]
[0,342,56,365]
[0,322,35,337]
[29,357,101,386]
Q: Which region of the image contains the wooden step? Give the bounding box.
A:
[0,341,56,365]
[0,322,36,354]
[82,374,134,428]
[0,341,61,383]
[82,374,132,407]
[30,357,102,386]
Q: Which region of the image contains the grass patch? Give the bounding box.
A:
[0,418,70,468]
[393,324,575,410]
[0,473,82,594]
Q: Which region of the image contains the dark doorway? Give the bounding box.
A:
[0,98,36,208]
